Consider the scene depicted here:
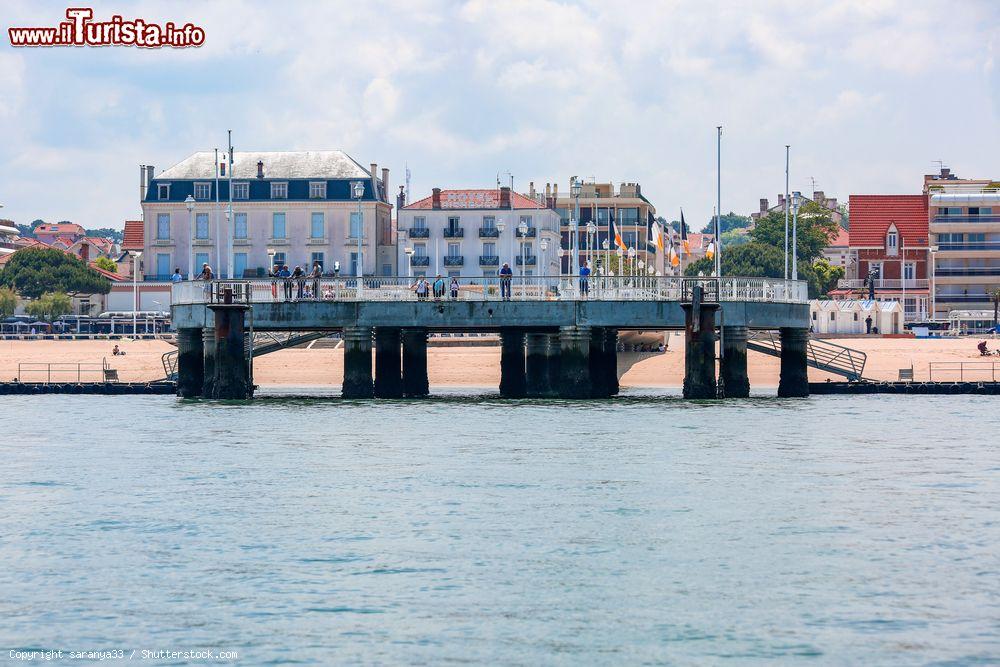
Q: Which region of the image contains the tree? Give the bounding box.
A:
[0,247,110,299]
[701,212,751,235]
[0,286,16,318]
[749,200,840,264]
[94,256,118,273]
[25,292,73,322]
[683,242,839,299]
[810,259,845,297]
[84,227,123,243]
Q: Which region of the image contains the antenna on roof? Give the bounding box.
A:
[405,162,411,203]
[809,176,818,195]
[932,159,945,173]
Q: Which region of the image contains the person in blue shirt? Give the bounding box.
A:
[499,262,513,301]
[579,261,591,296]
[278,264,292,300]
[171,268,183,283]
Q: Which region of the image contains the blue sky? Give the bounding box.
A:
[1,0,997,230]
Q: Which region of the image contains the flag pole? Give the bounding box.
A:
[784,145,790,280]
[214,148,221,275]
[227,130,234,281]
[716,126,722,279]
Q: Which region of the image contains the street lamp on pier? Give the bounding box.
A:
[351,180,365,290]
[517,219,529,278]
[131,250,142,336]
[185,195,196,279]
[404,246,415,279]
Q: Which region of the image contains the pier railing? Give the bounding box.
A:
[928,361,1000,382]
[171,276,808,306]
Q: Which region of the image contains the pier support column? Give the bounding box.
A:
[499,328,526,398]
[401,328,429,397]
[176,327,204,398]
[588,327,611,398]
[720,325,750,398]
[544,333,561,396]
[778,327,810,398]
[605,329,620,396]
[374,327,403,398]
[207,303,253,399]
[202,326,217,399]
[525,333,552,397]
[558,325,592,398]
[681,294,719,399]
[342,326,374,399]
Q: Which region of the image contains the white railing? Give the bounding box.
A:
[837,278,929,290]
[171,276,808,306]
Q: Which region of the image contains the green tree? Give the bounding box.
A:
[93,256,118,273]
[810,259,845,297]
[25,291,73,322]
[0,247,110,299]
[749,200,840,264]
[683,242,838,299]
[0,286,16,318]
[701,212,752,235]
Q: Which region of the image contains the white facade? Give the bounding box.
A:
[810,299,903,334]
[397,189,561,278]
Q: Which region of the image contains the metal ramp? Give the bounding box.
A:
[746,331,868,382]
[160,331,331,381]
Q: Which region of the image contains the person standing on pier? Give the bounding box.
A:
[199,264,214,280]
[414,277,429,301]
[433,275,446,300]
[292,265,305,300]
[278,265,292,300]
[579,261,591,297]
[499,262,513,301]
[450,276,460,300]
[310,261,322,300]
[171,268,183,283]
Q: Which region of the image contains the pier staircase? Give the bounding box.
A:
[746,331,868,382]
[160,331,331,381]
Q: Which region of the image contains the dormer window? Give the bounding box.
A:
[157,183,170,200]
[232,182,249,200]
[271,182,288,199]
[194,182,211,200]
[309,182,327,199]
[886,224,899,256]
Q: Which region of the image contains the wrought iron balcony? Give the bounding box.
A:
[410,256,430,267]
[516,227,537,238]
[515,255,538,266]
[443,255,464,266]
[409,227,430,238]
[479,255,500,266]
[479,227,500,238]
[837,278,929,289]
[933,215,1000,224]
[443,227,464,238]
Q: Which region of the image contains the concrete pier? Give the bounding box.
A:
[525,333,553,397]
[588,327,614,398]
[342,326,374,399]
[201,326,217,399]
[544,333,561,396]
[681,295,719,399]
[176,327,204,398]
[604,329,620,396]
[558,325,592,398]
[719,325,750,398]
[374,327,403,398]
[499,328,526,398]
[778,327,810,398]
[206,303,253,399]
[401,328,429,397]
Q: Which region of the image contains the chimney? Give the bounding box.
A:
[382,167,389,193]
[500,186,511,209]
[759,198,768,213]
[778,193,785,208]
[941,167,951,179]
[397,185,406,212]
[140,164,147,201]
[545,183,551,198]
[529,181,536,199]
[432,187,442,209]
[256,160,264,178]
[146,165,154,185]
[553,183,558,199]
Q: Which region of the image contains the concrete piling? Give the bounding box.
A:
[525,333,553,397]
[342,326,374,399]
[206,303,253,399]
[202,326,216,399]
[720,325,750,398]
[499,328,526,398]
[681,290,719,399]
[374,327,403,398]
[176,327,204,398]
[778,327,810,398]
[558,325,592,398]
[401,328,429,397]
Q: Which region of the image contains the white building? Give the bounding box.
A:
[397,187,561,278]
[140,151,394,280]
[810,299,904,334]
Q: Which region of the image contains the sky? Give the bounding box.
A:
[0,0,997,231]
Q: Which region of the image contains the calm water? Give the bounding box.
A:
[1,391,998,665]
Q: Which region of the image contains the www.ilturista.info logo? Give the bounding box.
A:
[8,8,205,48]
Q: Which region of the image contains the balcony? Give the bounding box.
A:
[933,215,1000,224]
[444,255,464,267]
[409,227,430,238]
[443,227,464,238]
[479,227,500,238]
[515,255,538,266]
[935,294,996,303]
[937,242,1000,251]
[516,227,537,238]
[479,255,499,266]
[410,256,430,267]
[837,278,929,290]
[936,267,1000,277]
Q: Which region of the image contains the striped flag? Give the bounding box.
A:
[680,209,690,255]
[705,239,716,260]
[654,221,664,252]
[612,210,625,250]
[669,245,679,267]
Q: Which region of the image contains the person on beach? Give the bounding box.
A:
[499,262,513,301]
[865,315,873,334]
[112,344,124,356]
[171,268,183,283]
[310,261,322,300]
[278,265,292,300]
[433,275,446,300]
[292,265,305,300]
[450,277,460,300]
[414,277,430,300]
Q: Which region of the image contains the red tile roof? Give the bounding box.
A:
[122,220,144,251]
[827,227,849,247]
[35,223,85,236]
[84,236,114,252]
[405,189,546,210]
[848,195,928,247]
[88,262,128,281]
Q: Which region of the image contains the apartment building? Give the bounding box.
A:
[925,168,1000,318]
[534,180,661,274]
[140,151,394,279]
[397,187,561,277]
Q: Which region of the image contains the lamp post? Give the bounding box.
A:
[540,236,549,293]
[791,190,802,281]
[571,177,582,278]
[628,246,637,279]
[131,250,142,336]
[351,180,365,289]
[496,218,506,267]
[585,221,596,275]
[404,246,415,279]
[517,219,528,278]
[185,194,195,279]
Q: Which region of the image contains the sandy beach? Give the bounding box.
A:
[0,334,995,387]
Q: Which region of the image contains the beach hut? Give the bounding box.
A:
[810,300,840,334]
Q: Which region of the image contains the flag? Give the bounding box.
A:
[669,245,679,267]
[611,210,625,250]
[680,209,690,255]
[705,240,715,260]
[654,221,664,252]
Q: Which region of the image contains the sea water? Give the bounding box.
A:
[1,391,997,665]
